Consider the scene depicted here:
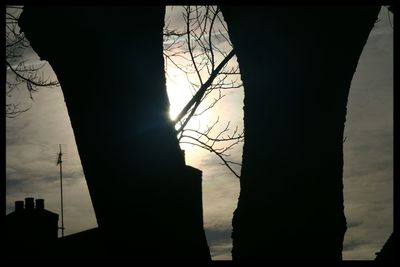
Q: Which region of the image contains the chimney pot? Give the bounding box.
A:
[25,197,34,210]
[35,199,44,210]
[15,201,24,212]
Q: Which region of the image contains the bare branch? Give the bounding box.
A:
[164,6,243,177]
[6,103,31,118]
[5,6,60,118]
[172,49,235,127]
[6,61,59,88]
[180,135,241,178]
[185,6,204,87]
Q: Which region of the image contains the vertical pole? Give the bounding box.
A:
[59,144,64,238]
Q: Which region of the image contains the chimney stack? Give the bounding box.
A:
[35,199,44,210]
[15,201,24,212]
[25,197,34,210]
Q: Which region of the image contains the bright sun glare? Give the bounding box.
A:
[166,76,192,121]
[166,71,209,154]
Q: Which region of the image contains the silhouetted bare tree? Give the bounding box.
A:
[7,6,243,177]
[6,6,59,118]
[221,6,381,260]
[18,6,211,260]
[164,6,243,177]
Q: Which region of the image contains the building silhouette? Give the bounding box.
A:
[5,165,210,260]
[6,198,59,258]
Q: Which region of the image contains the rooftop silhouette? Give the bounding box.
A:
[6,198,59,258]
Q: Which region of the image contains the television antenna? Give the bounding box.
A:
[56,144,65,238]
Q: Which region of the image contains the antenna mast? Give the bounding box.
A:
[57,144,65,238]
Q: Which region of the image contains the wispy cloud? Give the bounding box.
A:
[341,7,393,260]
[5,6,392,260]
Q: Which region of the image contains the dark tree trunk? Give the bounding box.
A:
[221,6,380,260]
[19,7,210,260]
[375,232,395,261]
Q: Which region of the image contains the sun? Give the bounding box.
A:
[166,71,209,153]
[166,75,193,121]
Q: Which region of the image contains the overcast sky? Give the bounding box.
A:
[6,6,393,260]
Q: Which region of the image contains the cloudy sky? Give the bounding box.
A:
[6,6,392,260]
